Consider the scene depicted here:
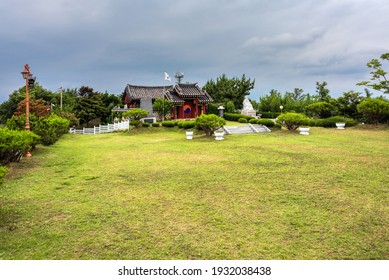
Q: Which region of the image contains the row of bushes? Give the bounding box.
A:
[6,114,70,145]
[276,113,358,130]
[237,118,276,127]
[302,116,357,128]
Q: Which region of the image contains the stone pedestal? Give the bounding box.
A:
[241,109,257,117]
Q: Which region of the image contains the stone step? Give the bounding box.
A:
[223,124,271,135]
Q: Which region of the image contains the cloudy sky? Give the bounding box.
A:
[1,0,388,102]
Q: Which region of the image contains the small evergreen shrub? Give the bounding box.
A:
[238,118,248,123]
[130,120,142,128]
[161,121,175,127]
[142,122,151,127]
[177,121,184,128]
[276,113,309,130]
[249,118,259,124]
[195,114,226,137]
[182,121,196,129]
[152,122,160,127]
[259,118,275,127]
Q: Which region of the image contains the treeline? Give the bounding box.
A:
[0,84,121,127]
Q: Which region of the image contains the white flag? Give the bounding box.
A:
[164,71,171,81]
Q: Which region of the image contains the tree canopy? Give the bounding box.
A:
[357,53,389,94]
[203,74,255,109]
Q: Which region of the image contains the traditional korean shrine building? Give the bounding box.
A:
[122,83,213,119]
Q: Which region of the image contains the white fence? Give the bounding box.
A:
[69,120,130,135]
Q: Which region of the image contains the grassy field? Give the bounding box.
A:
[0,125,388,260]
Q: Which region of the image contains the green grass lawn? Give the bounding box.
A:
[1,125,388,259]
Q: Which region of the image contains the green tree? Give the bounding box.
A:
[334,91,364,119]
[258,90,282,112]
[73,86,107,126]
[357,53,389,94]
[315,81,331,102]
[306,102,333,118]
[152,98,173,121]
[195,114,226,137]
[0,83,53,124]
[357,98,389,124]
[225,100,236,113]
[203,74,255,109]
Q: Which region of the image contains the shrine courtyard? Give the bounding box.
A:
[1,125,388,259]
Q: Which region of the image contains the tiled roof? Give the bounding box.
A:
[125,85,173,99]
[124,83,213,104]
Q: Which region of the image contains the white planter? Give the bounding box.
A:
[299,127,310,135]
[336,123,346,129]
[214,131,225,140]
[186,131,193,140]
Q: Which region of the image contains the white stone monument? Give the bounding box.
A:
[241,96,257,117]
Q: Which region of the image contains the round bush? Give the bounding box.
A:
[182,121,196,129]
[161,121,175,127]
[259,118,275,127]
[142,122,151,127]
[238,118,248,123]
[152,122,160,127]
[177,121,184,128]
[249,118,259,124]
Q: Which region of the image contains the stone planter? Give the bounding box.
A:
[336,123,346,129]
[299,127,310,135]
[186,131,193,140]
[214,131,225,141]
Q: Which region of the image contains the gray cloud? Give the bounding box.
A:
[1,0,388,102]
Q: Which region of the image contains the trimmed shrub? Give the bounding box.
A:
[249,118,259,124]
[357,98,389,124]
[142,122,151,127]
[177,121,184,128]
[123,109,149,120]
[152,122,160,127]
[276,113,309,130]
[259,118,275,127]
[130,120,142,128]
[0,165,8,183]
[195,114,226,137]
[315,116,357,127]
[161,121,175,127]
[238,118,248,123]
[182,121,196,129]
[0,128,40,165]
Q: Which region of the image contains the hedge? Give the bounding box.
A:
[313,116,357,128]
[161,121,176,127]
[259,118,275,127]
[224,113,254,122]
